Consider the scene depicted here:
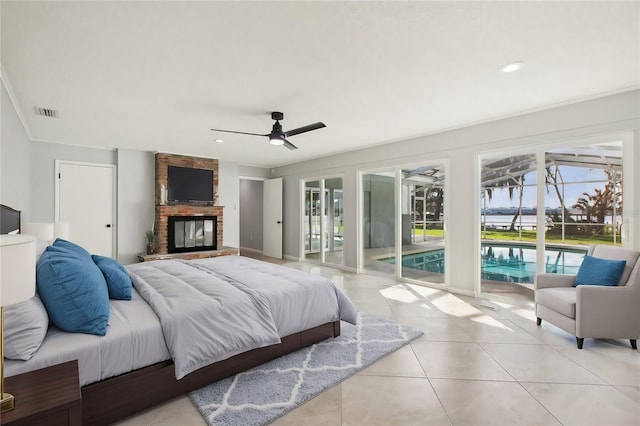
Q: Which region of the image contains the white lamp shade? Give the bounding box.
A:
[0,235,36,307]
[54,223,69,240]
[21,223,54,241]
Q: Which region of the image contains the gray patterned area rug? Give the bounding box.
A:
[188,313,423,426]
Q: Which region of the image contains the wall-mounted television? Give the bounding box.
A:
[167,166,214,203]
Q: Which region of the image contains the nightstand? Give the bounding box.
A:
[0,360,82,426]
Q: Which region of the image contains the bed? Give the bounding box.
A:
[1,205,357,425]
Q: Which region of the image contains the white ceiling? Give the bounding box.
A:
[2,1,638,168]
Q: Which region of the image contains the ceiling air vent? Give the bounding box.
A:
[34,107,58,118]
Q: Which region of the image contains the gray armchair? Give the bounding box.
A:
[535,245,640,349]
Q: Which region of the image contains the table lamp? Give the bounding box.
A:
[54,223,69,240]
[0,234,36,413]
[22,222,69,241]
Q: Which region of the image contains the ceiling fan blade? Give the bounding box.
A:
[211,128,267,137]
[284,122,326,137]
[283,138,298,150]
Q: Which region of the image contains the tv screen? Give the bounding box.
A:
[167,166,214,202]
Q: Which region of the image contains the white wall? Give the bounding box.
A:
[272,90,640,295]
[239,165,270,180]
[1,80,31,220]
[117,148,155,264]
[218,160,240,249]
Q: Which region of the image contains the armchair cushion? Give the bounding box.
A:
[535,273,575,290]
[573,255,626,287]
[590,245,640,285]
[536,287,576,318]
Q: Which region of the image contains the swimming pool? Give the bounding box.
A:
[381,243,587,283]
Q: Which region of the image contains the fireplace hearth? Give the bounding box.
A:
[168,216,217,253]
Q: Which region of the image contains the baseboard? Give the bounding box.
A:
[283,254,302,262]
[239,247,263,256]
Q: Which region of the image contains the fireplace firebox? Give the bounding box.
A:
[168,216,217,253]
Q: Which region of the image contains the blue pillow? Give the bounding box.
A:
[92,255,132,300]
[573,255,626,287]
[36,245,110,335]
[49,238,91,259]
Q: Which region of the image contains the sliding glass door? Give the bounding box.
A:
[361,163,447,286]
[480,154,538,297]
[400,165,446,283]
[479,139,626,300]
[361,170,396,276]
[303,176,344,267]
[304,180,321,261]
[324,178,344,266]
[542,142,623,277]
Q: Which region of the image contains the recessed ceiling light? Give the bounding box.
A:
[499,62,524,73]
[215,139,224,143]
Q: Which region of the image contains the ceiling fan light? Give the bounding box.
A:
[499,62,524,73]
[269,136,284,146]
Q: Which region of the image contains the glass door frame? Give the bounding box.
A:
[475,131,635,298]
[300,174,345,267]
[357,159,450,290]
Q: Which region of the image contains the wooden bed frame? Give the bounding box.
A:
[82,320,340,426]
[1,205,342,425]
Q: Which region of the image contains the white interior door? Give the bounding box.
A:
[56,161,115,257]
[263,177,283,259]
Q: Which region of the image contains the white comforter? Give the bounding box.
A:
[127,256,357,379]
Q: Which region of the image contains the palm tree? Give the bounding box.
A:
[510,175,525,231]
[484,175,525,232]
[426,187,444,221]
[573,186,622,225]
[545,166,572,221]
[573,192,595,222]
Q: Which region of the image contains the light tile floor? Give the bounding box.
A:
[115,257,640,426]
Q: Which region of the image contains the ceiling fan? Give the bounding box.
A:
[211,111,326,150]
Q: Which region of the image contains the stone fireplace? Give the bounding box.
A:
[153,153,224,256]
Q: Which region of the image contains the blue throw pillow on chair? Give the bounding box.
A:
[573,255,626,287]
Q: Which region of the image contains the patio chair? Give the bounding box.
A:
[535,245,640,349]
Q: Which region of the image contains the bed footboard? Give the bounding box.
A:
[81,321,340,426]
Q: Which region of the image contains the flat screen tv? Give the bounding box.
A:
[167,166,214,203]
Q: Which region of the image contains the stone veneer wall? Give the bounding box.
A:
[154,153,222,254]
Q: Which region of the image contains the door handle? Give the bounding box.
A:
[277,221,282,224]
[106,224,112,228]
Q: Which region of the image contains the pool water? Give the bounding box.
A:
[381,243,587,283]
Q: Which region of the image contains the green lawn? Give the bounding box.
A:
[421,229,443,238]
[414,228,620,246]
